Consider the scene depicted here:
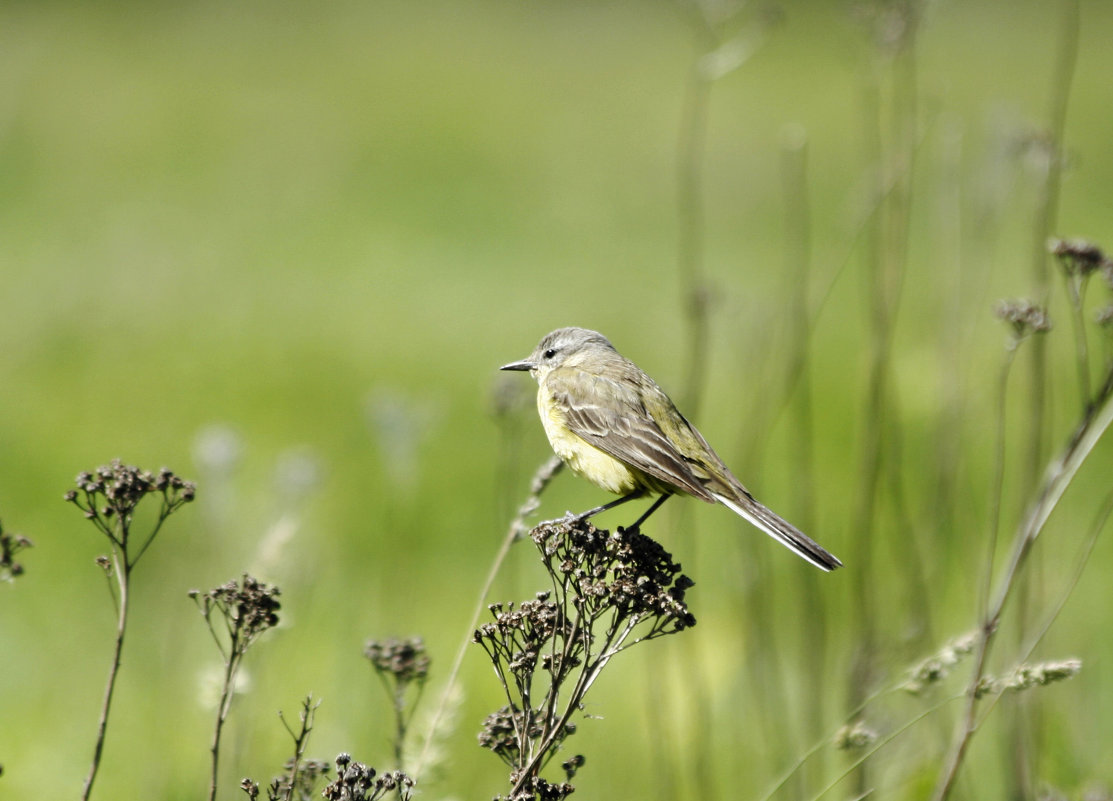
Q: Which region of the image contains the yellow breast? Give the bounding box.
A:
[537,388,643,496]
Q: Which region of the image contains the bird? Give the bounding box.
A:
[500,326,842,571]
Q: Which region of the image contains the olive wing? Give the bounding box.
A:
[546,368,715,502]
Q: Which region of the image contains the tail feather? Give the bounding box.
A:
[713,491,842,572]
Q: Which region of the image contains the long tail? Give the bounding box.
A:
[713,491,842,572]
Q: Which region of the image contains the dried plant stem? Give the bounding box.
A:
[755,690,894,801]
[1012,6,1080,789]
[931,368,1113,801]
[390,683,407,768]
[506,456,564,543]
[508,634,619,797]
[1061,264,1094,410]
[848,17,919,788]
[675,7,713,418]
[68,464,195,801]
[412,456,562,780]
[192,575,280,801]
[1030,0,1079,301]
[674,3,770,417]
[81,553,129,801]
[476,519,695,798]
[364,637,430,773]
[672,10,774,798]
[974,486,1113,738]
[810,694,962,801]
[780,127,830,787]
[278,697,318,800]
[208,633,242,801]
[977,346,1020,628]
[996,372,1113,617]
[739,120,926,476]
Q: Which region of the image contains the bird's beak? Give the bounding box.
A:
[499,358,535,372]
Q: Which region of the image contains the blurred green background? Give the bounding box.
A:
[3,0,1113,799]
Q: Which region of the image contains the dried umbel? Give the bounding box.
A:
[66,460,196,801]
[242,758,332,801]
[475,517,695,799]
[191,575,282,654]
[995,299,1051,342]
[528,517,696,635]
[504,774,576,801]
[1049,237,1113,279]
[363,636,431,768]
[321,754,414,801]
[65,460,195,571]
[364,637,430,687]
[193,575,282,801]
[66,461,195,525]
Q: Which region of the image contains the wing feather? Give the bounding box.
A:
[546,367,716,501]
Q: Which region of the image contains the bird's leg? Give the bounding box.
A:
[626,493,671,532]
[573,490,645,522]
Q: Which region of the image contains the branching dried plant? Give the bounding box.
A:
[240,695,332,801]
[931,240,1113,801]
[364,637,430,769]
[64,460,195,801]
[239,696,415,801]
[475,517,696,800]
[191,574,282,801]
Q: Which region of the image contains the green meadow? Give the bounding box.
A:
[2,1,1113,798]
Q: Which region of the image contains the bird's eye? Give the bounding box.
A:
[543,348,557,359]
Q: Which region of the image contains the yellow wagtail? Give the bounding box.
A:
[500,326,841,571]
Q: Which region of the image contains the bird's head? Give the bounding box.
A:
[499,327,616,380]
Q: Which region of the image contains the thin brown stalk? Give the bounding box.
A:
[734,132,816,780]
[1061,266,1094,411]
[675,4,714,419]
[411,456,562,781]
[1013,3,1080,791]
[208,630,242,801]
[671,8,741,797]
[277,696,319,801]
[931,367,1113,801]
[81,555,129,801]
[847,12,922,796]
[973,485,1113,736]
[67,463,195,801]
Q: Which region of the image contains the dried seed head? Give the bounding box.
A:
[66,460,195,550]
[193,574,281,651]
[834,720,878,750]
[903,630,979,694]
[995,299,1051,341]
[1001,659,1082,693]
[239,778,259,800]
[320,754,412,801]
[1050,237,1111,276]
[364,637,430,686]
[561,754,585,781]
